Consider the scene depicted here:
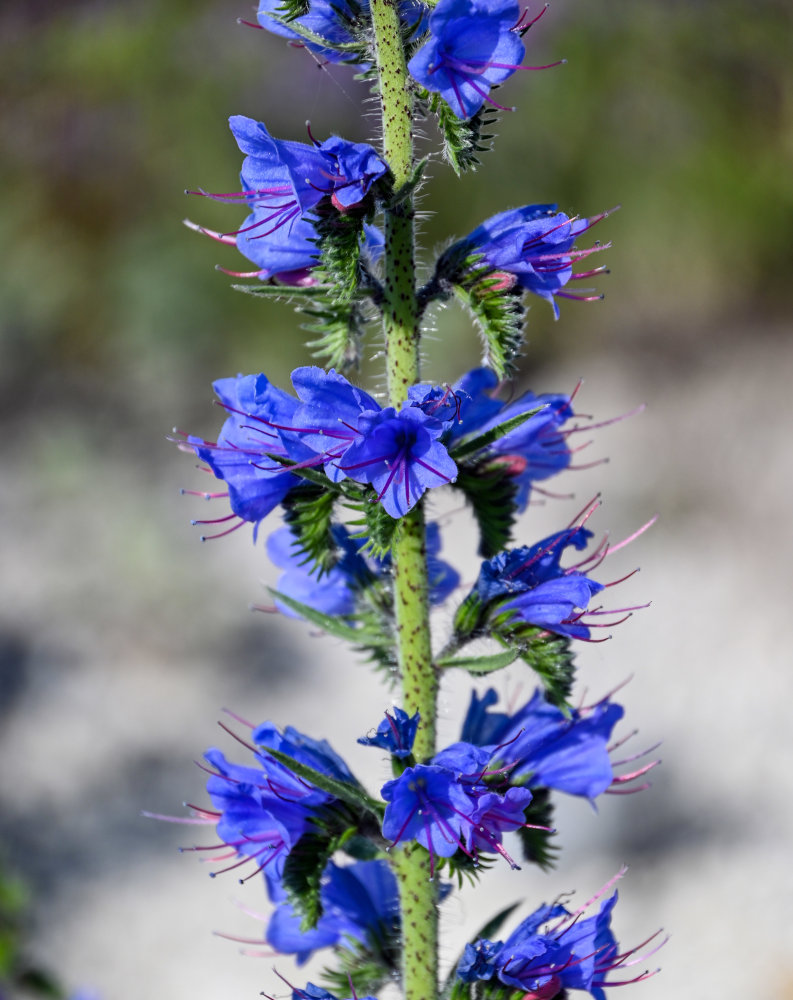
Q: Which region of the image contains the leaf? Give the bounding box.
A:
[269,589,391,646]
[231,282,331,300]
[437,648,520,674]
[451,464,518,557]
[450,406,543,461]
[261,746,384,819]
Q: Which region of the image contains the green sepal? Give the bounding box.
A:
[452,592,485,639]
[437,647,521,674]
[346,496,400,560]
[453,279,525,380]
[451,463,519,557]
[281,484,338,575]
[275,0,310,21]
[282,825,352,931]
[264,12,365,55]
[441,901,521,998]
[499,626,576,708]
[450,405,543,462]
[269,589,392,647]
[433,96,500,176]
[313,212,367,304]
[514,788,558,871]
[303,299,373,373]
[260,745,385,819]
[435,848,495,888]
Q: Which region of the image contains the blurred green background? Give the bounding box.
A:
[2,0,791,417]
[2,1,793,998]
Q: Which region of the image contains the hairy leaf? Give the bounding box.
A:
[261,745,384,819]
[437,647,521,674]
[451,406,543,462]
[269,588,391,646]
[451,464,519,557]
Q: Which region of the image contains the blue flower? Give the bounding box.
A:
[473,527,605,640]
[201,721,356,891]
[187,374,311,537]
[186,119,387,283]
[266,859,400,964]
[230,116,387,216]
[461,687,625,800]
[456,368,575,508]
[358,707,420,758]
[183,368,466,533]
[496,893,621,998]
[408,0,526,119]
[337,407,458,518]
[291,985,378,1000]
[458,885,661,998]
[462,204,612,318]
[380,743,532,870]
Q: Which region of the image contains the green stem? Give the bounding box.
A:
[369,4,439,1000]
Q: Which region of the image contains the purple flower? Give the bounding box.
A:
[199,720,356,890]
[380,743,532,871]
[266,859,400,964]
[462,204,612,318]
[408,0,526,119]
[358,707,420,758]
[461,687,626,800]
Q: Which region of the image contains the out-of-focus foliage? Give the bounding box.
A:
[1,0,791,412]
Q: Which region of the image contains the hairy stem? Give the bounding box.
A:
[370,4,438,1000]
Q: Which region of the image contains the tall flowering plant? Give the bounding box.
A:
[168,1,666,999]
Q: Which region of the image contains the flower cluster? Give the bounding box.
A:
[167,0,664,996]
[181,364,586,537]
